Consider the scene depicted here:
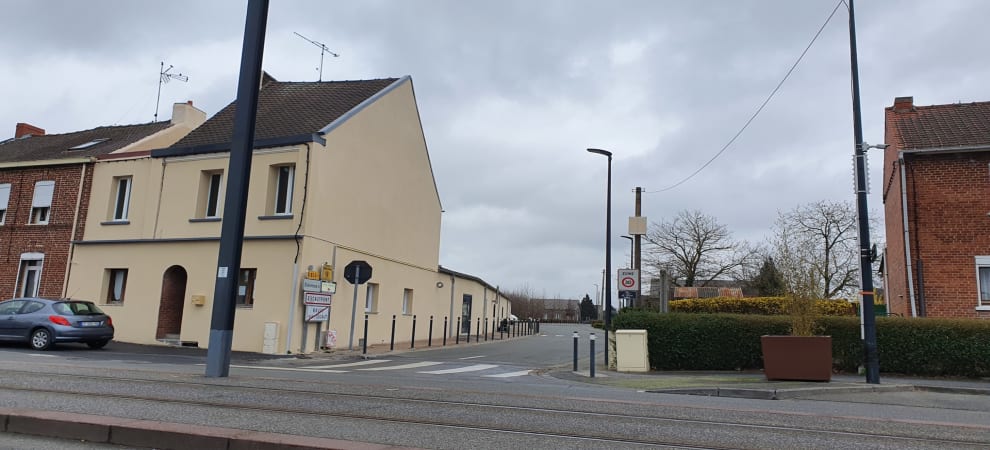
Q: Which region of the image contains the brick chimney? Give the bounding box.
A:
[892,96,914,113]
[15,123,45,138]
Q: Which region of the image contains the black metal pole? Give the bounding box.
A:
[475,317,480,342]
[411,315,416,349]
[390,314,396,352]
[590,333,596,378]
[443,316,448,346]
[587,148,612,368]
[205,0,269,378]
[573,331,579,372]
[428,315,434,347]
[362,314,368,355]
[455,317,461,344]
[484,317,488,341]
[848,0,880,384]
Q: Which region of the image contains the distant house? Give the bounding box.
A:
[882,96,990,319]
[0,103,204,300]
[538,298,579,322]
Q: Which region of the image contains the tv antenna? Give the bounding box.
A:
[294,32,339,81]
[155,61,188,122]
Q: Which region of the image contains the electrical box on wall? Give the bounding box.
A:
[191,295,206,306]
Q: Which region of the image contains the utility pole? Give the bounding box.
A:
[847,0,880,384]
[634,186,642,306]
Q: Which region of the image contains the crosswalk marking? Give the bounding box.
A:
[483,370,531,378]
[305,359,391,369]
[229,364,347,373]
[458,355,486,360]
[356,361,444,371]
[418,364,498,374]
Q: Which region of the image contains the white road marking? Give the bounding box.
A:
[418,364,498,374]
[357,361,444,371]
[305,359,391,369]
[457,355,485,360]
[229,364,347,373]
[483,370,531,378]
[28,354,57,358]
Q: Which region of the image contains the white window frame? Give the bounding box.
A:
[13,253,44,298]
[30,180,54,225]
[204,172,223,218]
[977,256,990,310]
[112,177,132,221]
[274,165,294,215]
[365,283,379,313]
[106,268,128,303]
[402,288,413,315]
[0,183,10,225]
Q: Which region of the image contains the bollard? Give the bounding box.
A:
[536,319,540,334]
[573,331,579,372]
[484,317,488,342]
[362,314,369,355]
[456,317,461,344]
[428,315,434,347]
[491,317,496,341]
[476,317,481,342]
[443,316,448,346]
[390,315,396,351]
[499,319,504,340]
[411,315,417,349]
[590,333,596,378]
[467,318,471,343]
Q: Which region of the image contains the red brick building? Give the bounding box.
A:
[0,103,203,300]
[882,96,990,319]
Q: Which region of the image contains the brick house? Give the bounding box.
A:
[882,96,990,319]
[0,103,204,300]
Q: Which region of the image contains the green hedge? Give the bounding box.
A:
[669,297,857,316]
[611,311,990,378]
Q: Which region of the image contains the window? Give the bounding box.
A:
[16,256,43,297]
[978,257,990,307]
[68,138,109,150]
[111,177,132,221]
[30,180,54,224]
[0,183,10,225]
[0,300,26,315]
[22,301,44,314]
[402,288,414,315]
[365,283,379,313]
[273,165,294,215]
[236,268,256,306]
[197,171,223,219]
[106,269,128,303]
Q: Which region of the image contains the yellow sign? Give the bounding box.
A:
[321,264,333,281]
[306,270,320,280]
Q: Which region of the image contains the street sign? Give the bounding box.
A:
[306,305,329,322]
[618,269,639,291]
[618,291,638,301]
[302,278,322,293]
[321,281,336,294]
[344,260,372,284]
[303,292,332,306]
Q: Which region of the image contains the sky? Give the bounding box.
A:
[2,0,989,302]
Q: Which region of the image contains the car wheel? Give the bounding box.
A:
[86,339,110,350]
[30,328,53,351]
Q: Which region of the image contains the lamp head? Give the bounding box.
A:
[587,148,612,158]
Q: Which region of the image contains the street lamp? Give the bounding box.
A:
[587,148,612,368]
[620,235,634,269]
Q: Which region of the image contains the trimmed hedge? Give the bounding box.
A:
[611,311,990,378]
[670,296,856,316]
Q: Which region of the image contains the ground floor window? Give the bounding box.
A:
[16,255,44,298]
[106,269,128,303]
[978,256,990,307]
[237,268,256,306]
[402,288,414,315]
[365,283,379,313]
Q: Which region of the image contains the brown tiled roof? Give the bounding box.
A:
[170,78,400,150]
[888,100,990,150]
[0,122,170,164]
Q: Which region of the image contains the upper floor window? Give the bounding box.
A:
[30,180,54,224]
[197,171,223,219]
[272,165,294,215]
[0,183,10,225]
[112,177,132,221]
[978,256,990,308]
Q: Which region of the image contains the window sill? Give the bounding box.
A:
[101,220,130,226]
[236,304,254,309]
[102,302,124,307]
[26,222,50,226]
[189,217,222,223]
[976,306,990,311]
[364,311,378,315]
[258,214,293,221]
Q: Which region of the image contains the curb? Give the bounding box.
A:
[0,408,414,450]
[645,383,915,400]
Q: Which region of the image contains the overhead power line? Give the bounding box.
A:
[647,0,845,194]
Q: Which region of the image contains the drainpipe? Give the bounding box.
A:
[448,274,455,336]
[899,152,917,317]
[62,163,88,297]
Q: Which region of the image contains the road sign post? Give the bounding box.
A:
[344,261,373,350]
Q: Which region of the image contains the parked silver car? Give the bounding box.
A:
[0,298,114,350]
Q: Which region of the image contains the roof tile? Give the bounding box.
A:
[888,100,990,149]
[0,122,170,163]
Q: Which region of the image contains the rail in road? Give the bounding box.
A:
[1,368,987,449]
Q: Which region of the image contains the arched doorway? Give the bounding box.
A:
[156,265,188,340]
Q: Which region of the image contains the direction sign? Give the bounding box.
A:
[618,269,639,292]
[344,260,373,284]
[302,278,322,293]
[303,292,332,306]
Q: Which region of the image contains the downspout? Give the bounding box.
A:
[285,143,313,354]
[899,152,917,317]
[62,164,87,297]
[448,274,455,336]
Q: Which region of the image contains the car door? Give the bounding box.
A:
[11,300,45,338]
[0,300,27,338]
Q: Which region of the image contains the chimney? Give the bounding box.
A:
[893,96,914,112]
[15,123,45,138]
[170,101,207,128]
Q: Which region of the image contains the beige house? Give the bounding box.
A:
[67,75,509,353]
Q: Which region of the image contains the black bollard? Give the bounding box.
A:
[499,319,504,340]
[443,316,448,346]
[590,333,596,378]
[484,317,488,342]
[428,315,434,347]
[476,317,481,342]
[362,314,369,355]
[411,315,417,349]
[491,317,496,341]
[390,314,396,351]
[467,318,471,343]
[456,317,461,344]
[573,331,579,372]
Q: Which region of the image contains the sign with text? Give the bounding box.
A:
[303,292,332,306]
[306,305,329,322]
[302,278,322,293]
[618,269,639,292]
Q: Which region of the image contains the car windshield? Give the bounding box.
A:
[53,301,104,316]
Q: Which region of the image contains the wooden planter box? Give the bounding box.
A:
[761,335,832,381]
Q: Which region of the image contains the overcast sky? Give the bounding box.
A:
[2,1,988,302]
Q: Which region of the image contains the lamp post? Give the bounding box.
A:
[587,148,612,368]
[620,236,634,269]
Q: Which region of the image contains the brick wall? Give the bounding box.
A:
[883,113,911,316]
[0,163,91,299]
[156,266,187,339]
[906,152,990,318]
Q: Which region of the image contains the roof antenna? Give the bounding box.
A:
[293,32,339,82]
[155,61,189,122]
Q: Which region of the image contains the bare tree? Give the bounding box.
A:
[644,210,758,287]
[771,200,859,299]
